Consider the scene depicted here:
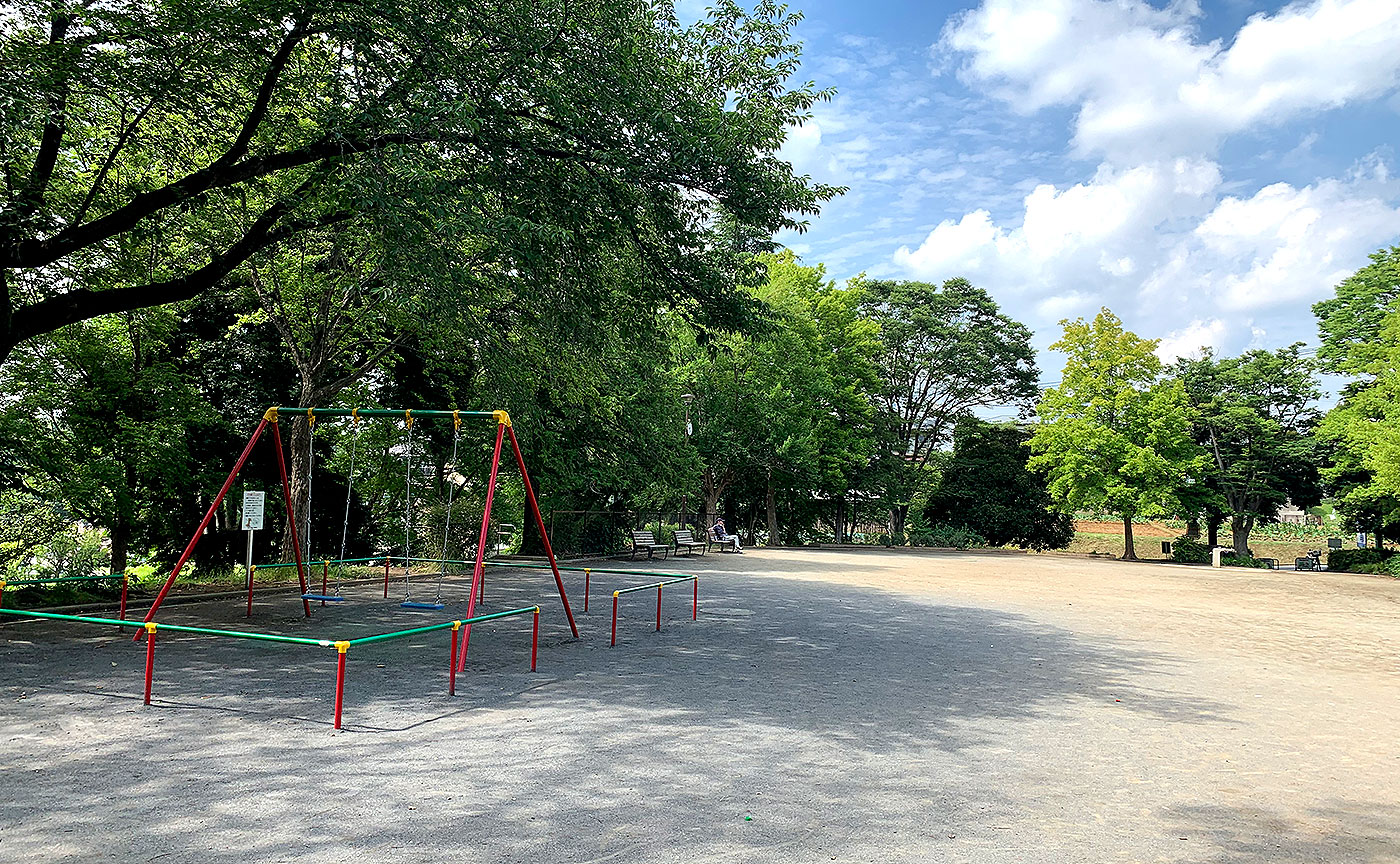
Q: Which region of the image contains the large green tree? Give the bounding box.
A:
[1172,346,1323,557]
[856,277,1038,539]
[0,0,838,365]
[1028,309,1202,560]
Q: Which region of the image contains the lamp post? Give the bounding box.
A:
[681,393,694,529]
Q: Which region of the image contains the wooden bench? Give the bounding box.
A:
[707,527,739,553]
[672,529,707,556]
[630,530,670,560]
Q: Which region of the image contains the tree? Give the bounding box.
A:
[1028,309,1202,560]
[0,0,839,365]
[1172,346,1323,557]
[923,418,1074,551]
[856,278,1039,539]
[1314,246,1400,378]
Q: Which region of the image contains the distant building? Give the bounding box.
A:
[1276,500,1319,526]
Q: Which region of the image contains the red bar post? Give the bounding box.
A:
[142,623,157,705]
[449,623,460,695]
[139,417,269,634]
[271,421,312,618]
[584,569,590,613]
[245,565,255,618]
[119,574,128,622]
[610,593,618,647]
[321,560,328,606]
[693,578,698,620]
[459,421,506,672]
[383,557,390,598]
[531,607,539,671]
[333,642,348,729]
[506,424,579,638]
[656,585,662,631]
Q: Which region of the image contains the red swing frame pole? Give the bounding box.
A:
[138,416,270,637]
[506,423,578,638]
[457,421,506,672]
[271,421,312,617]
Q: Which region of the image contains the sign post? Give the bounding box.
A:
[241,491,266,593]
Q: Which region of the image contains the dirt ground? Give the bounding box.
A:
[1075,520,1178,537]
[2,549,1398,863]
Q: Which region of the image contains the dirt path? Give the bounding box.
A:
[1,549,1397,862]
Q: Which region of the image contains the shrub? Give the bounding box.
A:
[1170,536,1211,564]
[911,524,987,550]
[1327,548,1397,573]
[1222,554,1272,569]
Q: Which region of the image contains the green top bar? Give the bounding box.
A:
[5,574,124,586]
[347,605,539,646]
[154,622,332,647]
[615,575,699,595]
[0,608,138,628]
[272,408,497,419]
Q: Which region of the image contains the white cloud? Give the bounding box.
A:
[942,0,1400,160]
[1156,318,1229,362]
[892,157,1400,353]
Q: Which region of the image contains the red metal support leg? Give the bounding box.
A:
[611,594,618,647]
[383,557,390,598]
[459,423,506,672]
[119,574,128,622]
[321,560,328,606]
[656,586,662,631]
[246,565,256,618]
[139,418,269,636]
[142,623,157,705]
[506,424,579,638]
[449,622,460,695]
[271,421,312,618]
[693,578,698,620]
[531,607,539,671]
[333,642,348,729]
[584,569,590,613]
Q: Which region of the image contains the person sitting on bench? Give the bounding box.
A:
[711,518,743,553]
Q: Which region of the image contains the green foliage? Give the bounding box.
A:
[856,277,1039,537]
[922,418,1074,551]
[1314,246,1400,377]
[1170,536,1211,564]
[1028,309,1204,558]
[1326,548,1397,573]
[1221,553,1272,570]
[906,521,988,550]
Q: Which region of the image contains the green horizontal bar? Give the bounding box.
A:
[347,605,539,646]
[5,575,124,586]
[272,407,497,419]
[153,622,332,647]
[259,555,698,583]
[0,608,138,628]
[614,576,699,596]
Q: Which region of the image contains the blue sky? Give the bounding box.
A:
[693,0,1400,374]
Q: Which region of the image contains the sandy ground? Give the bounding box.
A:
[1,549,1398,863]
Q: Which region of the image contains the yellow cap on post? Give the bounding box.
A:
[144,622,157,634]
[492,410,511,427]
[263,407,279,423]
[335,640,350,653]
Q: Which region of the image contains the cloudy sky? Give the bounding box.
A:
[700,0,1400,370]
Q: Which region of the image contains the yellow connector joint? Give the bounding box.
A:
[492,409,511,427]
[452,620,462,630]
[613,591,620,598]
[335,640,350,653]
[263,406,279,422]
[144,622,157,634]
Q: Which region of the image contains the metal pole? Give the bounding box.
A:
[142,623,157,705]
[383,556,390,598]
[611,593,618,647]
[531,607,539,672]
[693,577,698,620]
[245,565,255,618]
[271,421,312,617]
[584,568,590,613]
[459,422,506,672]
[119,574,129,623]
[321,560,328,606]
[333,642,348,729]
[506,424,579,638]
[245,528,254,601]
[656,585,662,631]
[449,623,460,695]
[139,418,269,633]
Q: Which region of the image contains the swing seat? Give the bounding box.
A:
[302,593,344,602]
[400,600,445,610]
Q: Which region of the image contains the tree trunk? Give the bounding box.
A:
[110,519,130,574]
[834,496,847,544]
[888,504,908,544]
[701,467,721,529]
[279,410,315,563]
[1121,514,1137,560]
[1207,515,1222,548]
[765,468,778,547]
[1231,514,1251,557]
[1184,517,1200,541]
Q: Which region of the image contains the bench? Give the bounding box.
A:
[630,530,670,560]
[672,529,707,556]
[707,528,739,553]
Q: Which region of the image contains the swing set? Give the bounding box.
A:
[138,407,579,643]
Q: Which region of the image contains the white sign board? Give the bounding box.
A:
[241,491,266,531]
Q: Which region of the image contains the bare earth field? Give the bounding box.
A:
[2,549,1398,863]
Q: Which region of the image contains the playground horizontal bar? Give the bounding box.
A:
[348,606,540,646]
[613,575,699,595]
[0,608,138,628]
[4,574,124,586]
[271,408,498,419]
[0,608,333,646]
[391,555,700,581]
